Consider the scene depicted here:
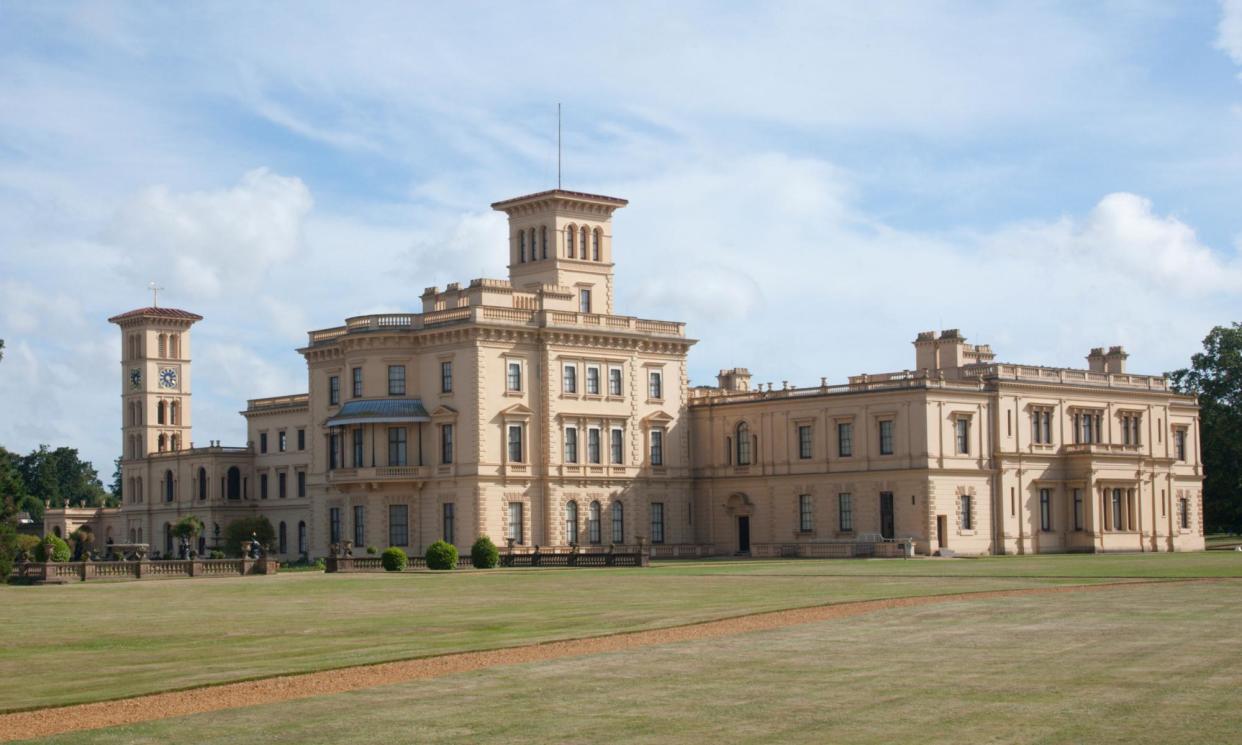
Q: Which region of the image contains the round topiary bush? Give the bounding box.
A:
[380,546,407,572]
[424,540,457,570]
[35,534,71,563]
[470,535,499,569]
[208,549,226,560]
[366,545,378,555]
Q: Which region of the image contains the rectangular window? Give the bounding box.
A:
[441,361,453,393]
[1174,429,1187,460]
[507,502,524,544]
[1112,488,1123,530]
[260,473,268,499]
[650,429,664,466]
[279,431,287,452]
[799,494,813,532]
[879,420,894,455]
[609,368,623,396]
[388,505,409,547]
[955,418,969,455]
[440,424,454,464]
[388,365,406,396]
[297,429,306,451]
[838,493,853,532]
[1040,488,1052,532]
[961,494,972,530]
[329,433,339,470]
[260,432,268,454]
[507,362,522,392]
[563,364,577,394]
[1073,488,1083,530]
[648,370,663,400]
[352,366,363,398]
[564,426,578,463]
[442,503,455,545]
[579,288,591,313]
[1033,409,1053,444]
[329,507,341,544]
[1179,498,1189,529]
[353,428,364,467]
[837,422,853,457]
[610,427,624,464]
[353,505,365,547]
[798,425,813,460]
[650,502,665,544]
[388,427,407,466]
[612,502,624,543]
[278,471,287,499]
[586,366,600,395]
[508,425,523,462]
[588,504,601,544]
[297,471,306,498]
[587,428,601,464]
[328,375,340,405]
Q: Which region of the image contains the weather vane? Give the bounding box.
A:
[148,281,164,308]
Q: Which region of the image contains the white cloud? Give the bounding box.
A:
[1218,0,1242,71]
[104,168,313,299]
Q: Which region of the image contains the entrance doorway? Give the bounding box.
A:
[936,515,947,549]
[737,516,750,554]
[880,492,895,539]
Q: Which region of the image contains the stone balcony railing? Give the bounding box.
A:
[327,465,430,484]
[307,306,686,346]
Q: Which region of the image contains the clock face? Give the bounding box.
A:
[159,367,178,389]
[129,368,142,390]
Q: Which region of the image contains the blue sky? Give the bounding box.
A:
[1,1,1241,475]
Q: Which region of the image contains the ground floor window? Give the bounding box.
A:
[960,494,973,531]
[329,508,341,544]
[588,500,601,544]
[278,521,287,554]
[1179,497,1190,529]
[1111,488,1123,531]
[442,503,455,545]
[389,505,409,547]
[353,505,365,547]
[838,493,853,532]
[507,502,524,544]
[565,500,579,545]
[298,521,307,554]
[1039,489,1052,531]
[612,501,624,543]
[650,502,665,544]
[799,494,813,532]
[1073,488,1083,531]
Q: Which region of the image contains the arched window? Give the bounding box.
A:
[170,401,178,426]
[279,521,288,554]
[164,470,174,502]
[540,225,548,259]
[588,500,601,544]
[592,228,601,261]
[736,422,752,466]
[566,225,576,258]
[136,477,143,504]
[565,500,579,545]
[157,434,167,453]
[197,467,207,500]
[157,400,166,424]
[226,467,241,499]
[519,231,526,262]
[158,334,167,357]
[529,228,537,260]
[170,434,180,451]
[298,521,307,555]
[130,528,136,543]
[612,501,624,543]
[580,226,589,259]
[170,334,179,358]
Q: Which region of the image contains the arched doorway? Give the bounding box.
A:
[724,493,754,555]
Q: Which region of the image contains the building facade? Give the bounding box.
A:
[44,189,1205,558]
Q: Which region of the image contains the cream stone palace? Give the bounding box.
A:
[46,189,1206,558]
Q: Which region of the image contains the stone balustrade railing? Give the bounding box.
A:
[13,558,279,584]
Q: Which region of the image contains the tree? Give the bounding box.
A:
[173,515,205,555]
[223,516,276,557]
[17,445,108,510]
[109,457,122,506]
[1170,323,1242,534]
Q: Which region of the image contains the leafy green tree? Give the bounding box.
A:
[223,516,276,557]
[173,515,205,554]
[35,534,71,562]
[108,457,122,506]
[1170,323,1242,533]
[17,446,108,510]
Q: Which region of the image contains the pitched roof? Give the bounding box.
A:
[107,307,203,323]
[490,189,629,210]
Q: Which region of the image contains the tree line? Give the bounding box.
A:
[0,445,117,526]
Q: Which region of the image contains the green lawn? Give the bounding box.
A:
[1,553,1239,713]
[1206,533,1242,550]
[26,580,1242,745]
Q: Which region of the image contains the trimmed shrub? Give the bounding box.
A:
[35,534,71,563]
[381,547,407,572]
[366,545,377,555]
[14,533,41,558]
[207,549,226,560]
[470,535,499,569]
[425,540,458,570]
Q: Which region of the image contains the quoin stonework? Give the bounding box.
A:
[44,189,1206,558]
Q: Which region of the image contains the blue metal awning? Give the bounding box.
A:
[325,399,430,427]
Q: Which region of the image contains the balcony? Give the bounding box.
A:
[1061,443,1144,456]
[327,466,430,485]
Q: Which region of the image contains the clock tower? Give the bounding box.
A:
[108,305,202,465]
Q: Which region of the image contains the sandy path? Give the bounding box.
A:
[0,580,1193,742]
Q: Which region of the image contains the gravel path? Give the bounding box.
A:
[0,579,1189,742]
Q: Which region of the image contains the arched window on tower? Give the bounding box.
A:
[540,225,548,259]
[170,434,180,451]
[169,334,180,358]
[198,467,207,500]
[529,228,537,260]
[157,434,167,453]
[566,225,576,258]
[593,228,601,261]
[519,231,526,262]
[164,470,174,502]
[158,334,167,358]
[170,401,178,426]
[736,422,752,466]
[157,400,166,425]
